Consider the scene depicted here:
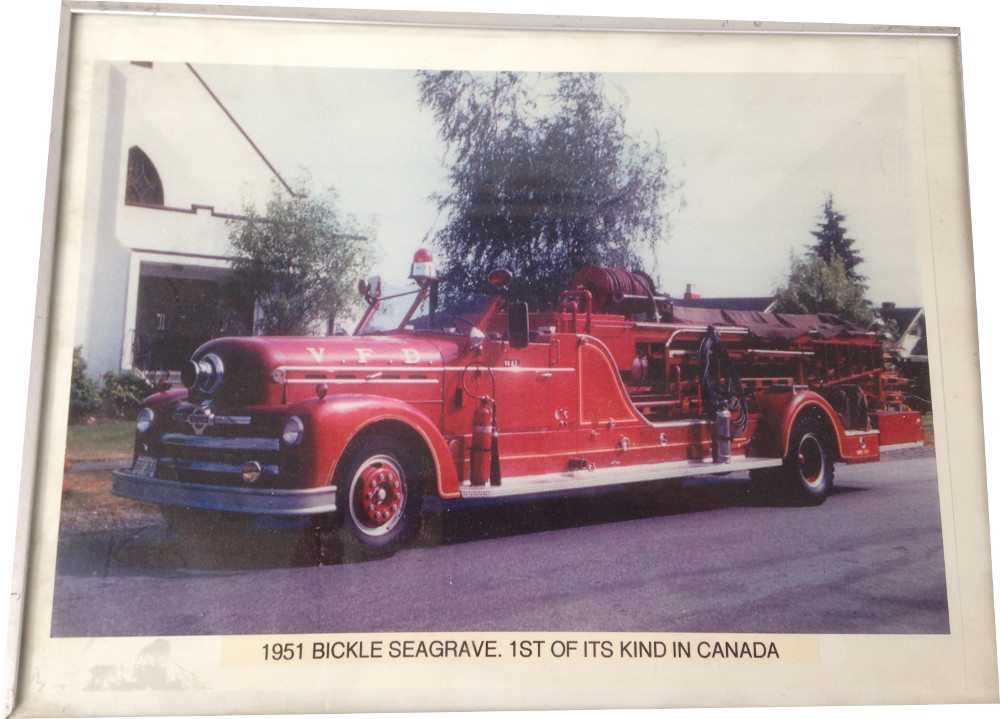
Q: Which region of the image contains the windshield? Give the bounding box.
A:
[358,285,495,336]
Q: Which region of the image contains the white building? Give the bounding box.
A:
[75,61,293,377]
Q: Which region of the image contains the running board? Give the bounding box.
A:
[459,456,785,499]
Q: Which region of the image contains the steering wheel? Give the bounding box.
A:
[447,315,477,334]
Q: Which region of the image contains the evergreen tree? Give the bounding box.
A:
[416,71,676,308]
[810,195,863,281]
[774,196,873,325]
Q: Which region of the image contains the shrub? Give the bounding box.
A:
[69,347,101,422]
[100,369,156,418]
[69,347,159,423]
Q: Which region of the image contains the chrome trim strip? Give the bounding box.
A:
[442,366,577,374]
[648,419,713,428]
[161,434,281,451]
[171,411,252,425]
[276,365,445,373]
[159,457,280,476]
[880,441,925,451]
[285,378,440,385]
[746,349,815,357]
[498,443,718,461]
[633,323,750,335]
[282,366,573,376]
[112,471,336,516]
[214,415,252,425]
[459,455,784,499]
[277,365,576,376]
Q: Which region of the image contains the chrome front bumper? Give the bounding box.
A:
[111,469,337,516]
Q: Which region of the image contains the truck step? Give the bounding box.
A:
[459,455,784,499]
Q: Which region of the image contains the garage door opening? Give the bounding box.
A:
[131,263,254,377]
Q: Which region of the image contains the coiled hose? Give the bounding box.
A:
[697,328,748,436]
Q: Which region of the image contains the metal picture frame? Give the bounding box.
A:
[3,2,998,715]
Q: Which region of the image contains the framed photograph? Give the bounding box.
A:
[5,1,998,715]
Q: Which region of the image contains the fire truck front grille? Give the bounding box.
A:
[161,434,280,452]
[150,433,285,489]
[170,407,267,440]
[156,457,281,488]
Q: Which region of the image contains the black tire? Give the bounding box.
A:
[334,435,425,559]
[159,505,255,538]
[780,416,835,505]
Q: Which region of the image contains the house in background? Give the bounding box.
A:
[74,61,293,378]
[670,283,776,314]
[877,303,927,361]
[877,302,931,410]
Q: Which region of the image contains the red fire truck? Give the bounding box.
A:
[112,249,925,557]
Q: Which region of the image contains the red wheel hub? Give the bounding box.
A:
[353,459,404,530]
[797,435,824,487]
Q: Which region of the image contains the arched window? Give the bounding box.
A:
[125,146,164,205]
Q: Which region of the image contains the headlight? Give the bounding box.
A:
[282,415,305,445]
[136,407,155,434]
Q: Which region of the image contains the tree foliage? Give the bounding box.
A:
[810,195,863,281]
[772,253,874,326]
[225,183,374,336]
[773,196,873,326]
[417,71,675,308]
[101,369,156,418]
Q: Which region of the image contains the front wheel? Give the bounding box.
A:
[334,435,425,559]
[780,416,834,505]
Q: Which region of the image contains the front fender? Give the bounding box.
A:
[753,388,847,461]
[133,388,189,458]
[139,387,189,410]
[294,394,459,499]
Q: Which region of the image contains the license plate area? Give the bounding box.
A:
[132,455,158,478]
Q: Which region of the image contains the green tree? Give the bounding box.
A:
[772,252,874,326]
[810,195,863,281]
[773,196,873,326]
[417,71,676,308]
[225,183,374,336]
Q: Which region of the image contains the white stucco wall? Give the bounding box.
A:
[116,61,277,222]
[74,61,289,375]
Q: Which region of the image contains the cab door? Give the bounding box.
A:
[447,334,577,480]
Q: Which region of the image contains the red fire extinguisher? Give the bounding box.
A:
[470,397,493,486]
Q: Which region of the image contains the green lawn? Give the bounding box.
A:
[65,419,135,461]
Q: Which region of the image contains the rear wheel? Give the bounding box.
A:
[334,435,425,559]
[781,416,834,505]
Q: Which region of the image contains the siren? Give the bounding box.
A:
[410,248,436,280]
